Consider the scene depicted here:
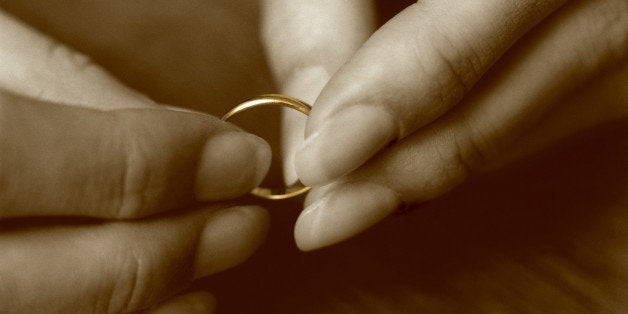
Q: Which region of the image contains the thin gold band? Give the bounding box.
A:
[221,94,311,200]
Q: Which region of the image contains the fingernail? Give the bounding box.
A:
[195,132,271,201]
[294,182,400,251]
[303,182,339,208]
[194,206,269,278]
[295,105,396,186]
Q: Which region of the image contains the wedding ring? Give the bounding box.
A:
[221,94,311,200]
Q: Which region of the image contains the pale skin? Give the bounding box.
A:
[0,9,271,313]
[265,0,628,250]
[1,0,627,312]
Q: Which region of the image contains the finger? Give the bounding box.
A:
[0,92,271,218]
[147,291,216,314]
[261,0,375,185]
[294,0,628,250]
[0,205,268,313]
[295,0,568,186]
[0,10,154,109]
[484,64,628,173]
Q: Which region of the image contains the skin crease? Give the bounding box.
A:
[0,0,627,312]
[292,0,628,250]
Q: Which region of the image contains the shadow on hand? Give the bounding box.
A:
[203,119,628,313]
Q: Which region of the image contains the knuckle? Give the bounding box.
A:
[402,8,487,133]
[429,28,484,98]
[434,132,472,186]
[457,118,497,173]
[434,126,492,189]
[98,224,197,313]
[108,115,154,219]
[115,136,149,219]
[103,242,147,313]
[409,2,487,96]
[453,132,490,175]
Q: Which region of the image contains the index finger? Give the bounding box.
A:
[295,0,567,186]
[0,92,271,219]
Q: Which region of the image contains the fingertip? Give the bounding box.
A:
[295,105,397,186]
[194,205,269,277]
[294,182,400,251]
[195,132,271,201]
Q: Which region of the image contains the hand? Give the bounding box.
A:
[0,11,270,312]
[276,0,628,249]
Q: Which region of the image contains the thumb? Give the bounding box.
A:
[0,91,271,219]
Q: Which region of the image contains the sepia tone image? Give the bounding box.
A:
[0,0,627,313]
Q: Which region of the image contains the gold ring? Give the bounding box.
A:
[222,94,311,200]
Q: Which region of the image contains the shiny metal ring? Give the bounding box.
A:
[222,94,311,200]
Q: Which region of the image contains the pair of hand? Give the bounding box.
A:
[1,0,626,312]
